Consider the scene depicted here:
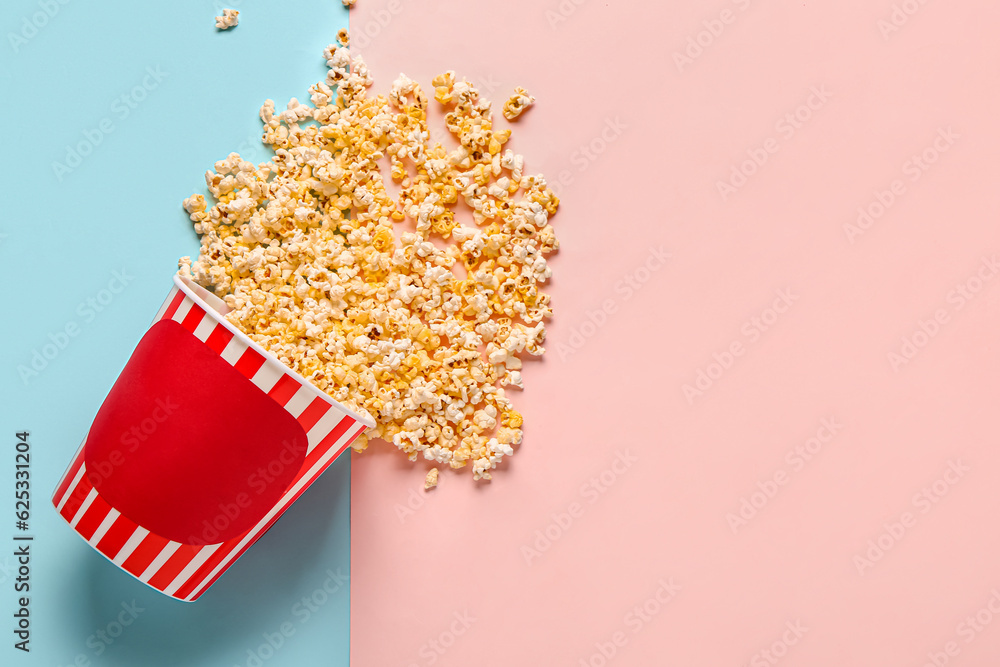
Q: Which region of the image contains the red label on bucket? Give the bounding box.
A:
[84,320,307,545]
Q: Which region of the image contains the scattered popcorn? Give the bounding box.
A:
[182,36,558,480]
[424,468,439,490]
[502,88,535,121]
[215,9,239,30]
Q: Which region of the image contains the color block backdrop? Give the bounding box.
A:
[348,1,1000,666]
[5,1,1000,666]
[0,1,352,665]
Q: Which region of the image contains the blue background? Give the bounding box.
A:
[0,1,352,664]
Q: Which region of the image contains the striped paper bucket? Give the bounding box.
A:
[51,275,374,601]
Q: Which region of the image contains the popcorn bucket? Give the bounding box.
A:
[51,275,374,601]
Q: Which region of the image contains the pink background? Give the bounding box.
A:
[350,1,1000,665]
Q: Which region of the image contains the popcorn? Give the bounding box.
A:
[215,9,239,30]
[424,468,439,490]
[342,0,357,7]
[182,36,556,480]
[502,88,535,121]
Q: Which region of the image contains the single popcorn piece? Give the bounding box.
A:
[424,468,439,490]
[177,256,193,279]
[215,9,239,30]
[181,35,558,480]
[342,0,357,8]
[502,87,535,121]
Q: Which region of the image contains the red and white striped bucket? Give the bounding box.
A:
[51,275,374,601]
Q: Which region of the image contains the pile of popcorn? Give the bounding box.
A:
[180,35,558,480]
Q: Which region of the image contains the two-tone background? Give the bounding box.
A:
[4,0,1000,665]
[1,1,352,665]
